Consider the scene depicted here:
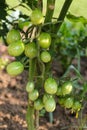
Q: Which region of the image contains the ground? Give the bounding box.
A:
[0,45,87,130]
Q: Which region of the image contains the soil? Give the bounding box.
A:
[0,45,87,130]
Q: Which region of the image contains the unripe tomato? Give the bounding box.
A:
[34,99,44,110]
[43,93,52,104]
[64,97,74,109]
[29,89,39,101]
[72,101,81,111]
[40,51,51,63]
[30,9,44,25]
[61,81,73,95]
[38,33,51,49]
[8,40,24,57]
[56,87,62,96]
[26,81,34,93]
[6,61,24,76]
[44,78,58,94]
[58,97,66,105]
[18,21,32,29]
[44,97,56,112]
[6,29,21,44]
[25,42,37,59]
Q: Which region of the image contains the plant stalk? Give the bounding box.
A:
[44,0,56,23]
[55,0,73,33]
[26,59,36,130]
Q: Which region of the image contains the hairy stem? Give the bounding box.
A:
[26,103,35,130]
[26,59,36,130]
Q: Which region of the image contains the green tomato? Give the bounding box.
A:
[38,33,51,49]
[18,21,32,29]
[44,97,56,112]
[30,9,44,25]
[26,81,34,93]
[64,97,74,109]
[61,81,73,95]
[6,61,24,76]
[72,101,81,111]
[25,42,37,59]
[34,99,44,110]
[8,40,24,57]
[44,78,58,94]
[6,29,21,44]
[29,89,39,101]
[56,87,62,96]
[58,97,66,105]
[40,51,51,63]
[43,93,52,104]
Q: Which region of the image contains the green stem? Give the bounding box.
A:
[26,103,35,130]
[49,112,53,123]
[26,59,36,130]
[35,110,39,130]
[44,0,56,23]
[77,48,81,72]
[29,59,36,81]
[54,0,73,33]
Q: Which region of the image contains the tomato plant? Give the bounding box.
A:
[2,0,87,129]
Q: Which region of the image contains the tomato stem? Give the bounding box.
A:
[26,102,35,130]
[26,59,36,130]
[44,0,56,23]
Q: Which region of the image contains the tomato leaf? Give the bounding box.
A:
[66,13,87,24]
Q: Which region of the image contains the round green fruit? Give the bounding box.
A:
[44,78,58,94]
[29,89,39,101]
[18,21,32,29]
[6,61,24,76]
[38,33,51,49]
[56,87,62,96]
[34,99,44,110]
[6,29,21,44]
[40,51,51,63]
[58,97,66,105]
[44,97,56,112]
[64,97,74,109]
[8,40,24,56]
[72,101,81,111]
[25,42,37,59]
[43,93,52,104]
[26,81,34,93]
[30,9,44,25]
[61,81,73,95]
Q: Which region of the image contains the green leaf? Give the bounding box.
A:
[67,13,87,24]
[79,37,87,48]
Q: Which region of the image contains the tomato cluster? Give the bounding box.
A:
[6,9,82,114]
